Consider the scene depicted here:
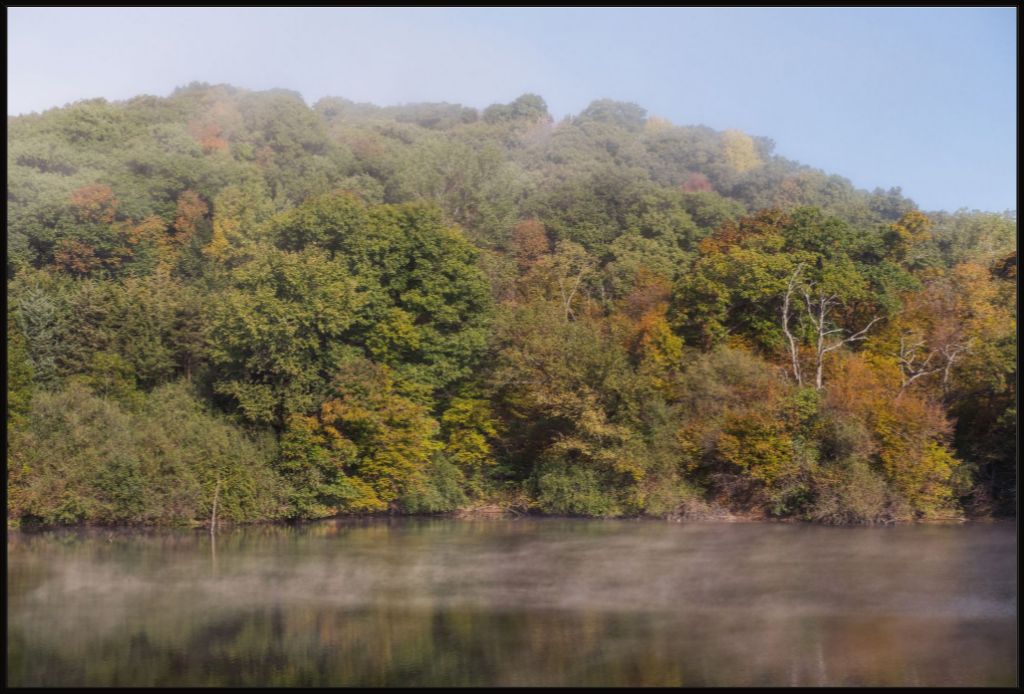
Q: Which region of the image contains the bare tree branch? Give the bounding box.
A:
[940,338,974,394]
[787,268,882,390]
[801,288,880,389]
[896,333,940,399]
[781,262,804,386]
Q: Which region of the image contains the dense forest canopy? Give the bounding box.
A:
[7,83,1017,525]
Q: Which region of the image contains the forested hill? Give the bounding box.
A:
[7,83,1017,526]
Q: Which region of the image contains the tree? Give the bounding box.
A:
[483,94,551,125]
[492,300,687,517]
[441,396,499,478]
[510,218,550,271]
[11,274,68,387]
[279,360,442,516]
[721,129,762,173]
[794,269,881,390]
[70,183,119,224]
[172,190,209,247]
[8,380,283,525]
[6,317,35,426]
[7,85,1013,525]
[672,208,797,350]
[203,181,274,264]
[266,194,493,393]
[575,99,648,132]
[208,246,362,428]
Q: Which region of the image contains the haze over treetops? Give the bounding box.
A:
[9,7,1015,213]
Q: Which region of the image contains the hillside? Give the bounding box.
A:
[6,83,1017,525]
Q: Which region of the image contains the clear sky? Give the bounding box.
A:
[7,7,1017,212]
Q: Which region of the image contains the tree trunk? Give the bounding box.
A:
[210,478,221,535]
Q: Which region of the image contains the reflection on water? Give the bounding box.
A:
[7,518,1016,686]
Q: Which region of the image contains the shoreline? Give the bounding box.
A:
[9,510,1009,533]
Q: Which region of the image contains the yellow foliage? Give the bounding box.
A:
[889,210,933,246]
[722,129,762,173]
[644,116,673,133]
[872,403,958,517]
[716,412,796,485]
[824,352,960,517]
[204,227,231,262]
[641,315,683,370]
[441,397,499,471]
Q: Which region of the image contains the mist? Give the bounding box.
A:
[9,519,1016,686]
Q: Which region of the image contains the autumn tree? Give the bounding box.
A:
[278,360,444,517]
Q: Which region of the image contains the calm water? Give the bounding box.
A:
[7,518,1016,687]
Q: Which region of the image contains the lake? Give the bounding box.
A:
[7,518,1016,686]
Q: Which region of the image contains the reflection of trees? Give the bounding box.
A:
[8,522,1016,686]
[10,604,1016,686]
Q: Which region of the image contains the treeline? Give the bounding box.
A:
[6,83,1017,525]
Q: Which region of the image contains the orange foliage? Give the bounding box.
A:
[771,174,816,209]
[188,119,229,154]
[125,215,167,246]
[70,183,118,224]
[53,239,103,276]
[680,172,713,193]
[173,190,209,245]
[825,352,898,417]
[697,208,790,255]
[622,272,672,319]
[612,274,676,361]
[511,219,550,270]
[187,97,241,154]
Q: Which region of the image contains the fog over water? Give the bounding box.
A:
[8,518,1016,686]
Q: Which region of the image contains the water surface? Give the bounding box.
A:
[7,518,1016,686]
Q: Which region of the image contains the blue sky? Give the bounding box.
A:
[7,7,1016,212]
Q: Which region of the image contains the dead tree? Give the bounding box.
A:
[557,265,587,322]
[552,242,595,322]
[897,335,939,398]
[801,286,881,390]
[895,332,972,399]
[210,478,221,535]
[939,338,973,395]
[781,263,805,386]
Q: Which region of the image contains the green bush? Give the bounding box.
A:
[535,461,620,517]
[7,381,284,525]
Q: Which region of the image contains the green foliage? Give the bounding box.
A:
[208,245,362,427]
[6,318,35,426]
[263,193,494,395]
[11,275,67,386]
[74,351,140,406]
[672,209,797,349]
[483,94,550,124]
[277,412,375,519]
[576,99,648,132]
[677,190,746,232]
[8,381,283,525]
[929,209,1017,266]
[399,458,468,513]
[492,302,691,517]
[6,84,1011,525]
[535,462,619,517]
